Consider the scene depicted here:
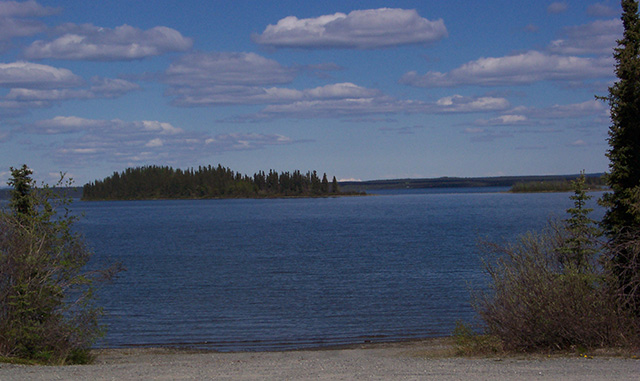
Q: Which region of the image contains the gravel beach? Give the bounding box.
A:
[1,339,638,380]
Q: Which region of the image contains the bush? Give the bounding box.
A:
[0,165,121,364]
[473,174,639,352]
[453,321,503,356]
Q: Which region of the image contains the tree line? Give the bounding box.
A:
[82,165,348,200]
[509,175,605,193]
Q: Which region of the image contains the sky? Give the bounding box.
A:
[0,0,625,185]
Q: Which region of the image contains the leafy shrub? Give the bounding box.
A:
[0,165,121,364]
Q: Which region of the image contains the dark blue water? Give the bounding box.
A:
[74,188,604,351]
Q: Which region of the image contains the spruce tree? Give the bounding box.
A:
[559,172,600,272]
[599,0,640,313]
[600,0,640,235]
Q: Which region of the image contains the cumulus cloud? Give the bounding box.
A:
[0,0,58,43]
[162,50,511,120]
[164,52,383,106]
[474,114,531,126]
[510,99,608,119]
[24,23,193,61]
[23,116,296,166]
[547,2,568,14]
[252,8,447,49]
[166,52,296,87]
[254,94,509,119]
[399,51,613,87]
[5,77,139,101]
[0,61,83,89]
[0,0,56,17]
[433,95,509,112]
[549,19,621,55]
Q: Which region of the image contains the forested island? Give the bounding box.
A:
[338,173,606,193]
[509,175,606,193]
[82,165,354,200]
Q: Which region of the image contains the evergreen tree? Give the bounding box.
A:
[599,0,640,313]
[1,166,121,363]
[558,172,601,272]
[331,176,339,193]
[600,0,640,235]
[321,173,329,194]
[7,164,36,217]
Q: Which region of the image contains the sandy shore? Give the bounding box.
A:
[1,339,638,380]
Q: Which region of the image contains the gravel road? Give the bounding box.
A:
[1,339,638,380]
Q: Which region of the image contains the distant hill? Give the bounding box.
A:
[338,173,606,192]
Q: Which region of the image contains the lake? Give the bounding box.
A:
[74,188,605,351]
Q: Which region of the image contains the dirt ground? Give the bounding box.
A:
[1,338,639,380]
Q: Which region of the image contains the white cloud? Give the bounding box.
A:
[5,77,139,101]
[474,114,530,126]
[24,23,193,61]
[399,51,613,87]
[165,52,300,105]
[433,95,509,112]
[0,61,82,89]
[568,139,587,146]
[26,115,111,134]
[253,8,447,49]
[547,2,568,14]
[587,3,618,18]
[0,0,58,43]
[511,99,608,119]
[0,0,57,17]
[164,51,389,107]
[255,94,509,119]
[549,19,621,55]
[145,138,163,147]
[22,116,297,167]
[88,77,141,97]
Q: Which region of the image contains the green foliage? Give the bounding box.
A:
[82,165,348,200]
[473,175,639,352]
[599,0,640,314]
[510,175,605,193]
[453,322,503,356]
[600,0,640,234]
[557,172,602,271]
[510,180,575,193]
[0,165,121,364]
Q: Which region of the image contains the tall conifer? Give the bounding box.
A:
[600,0,640,312]
[601,0,640,234]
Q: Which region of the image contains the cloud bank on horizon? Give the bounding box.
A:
[0,1,622,184]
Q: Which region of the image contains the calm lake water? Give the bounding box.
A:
[73,188,604,351]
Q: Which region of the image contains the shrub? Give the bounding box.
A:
[0,165,121,364]
[473,174,639,352]
[453,321,503,356]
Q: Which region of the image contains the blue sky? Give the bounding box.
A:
[0,0,623,184]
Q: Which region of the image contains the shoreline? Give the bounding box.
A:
[2,338,638,381]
